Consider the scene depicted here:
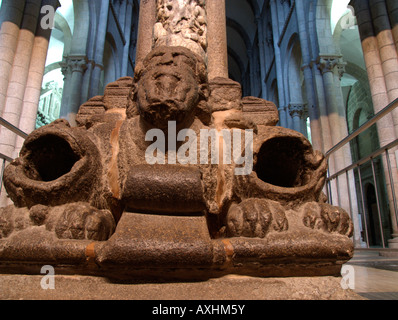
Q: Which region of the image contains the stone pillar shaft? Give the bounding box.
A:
[352,0,398,244]
[90,0,110,97]
[386,0,398,52]
[295,0,323,152]
[0,0,26,116]
[122,0,134,76]
[270,0,287,127]
[135,0,157,66]
[256,15,268,100]
[60,57,87,126]
[14,0,61,157]
[206,0,228,80]
[369,0,398,108]
[0,0,41,158]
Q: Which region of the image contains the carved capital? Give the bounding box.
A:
[317,56,339,74]
[67,56,88,74]
[60,62,71,77]
[317,55,347,78]
[336,59,347,80]
[288,103,306,118]
[59,57,88,78]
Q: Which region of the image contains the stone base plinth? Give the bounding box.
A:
[0,273,364,300]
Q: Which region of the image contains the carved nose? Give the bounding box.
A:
[155,74,178,96]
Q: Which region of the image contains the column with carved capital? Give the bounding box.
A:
[317,55,353,222]
[59,56,87,126]
[317,55,344,145]
[288,103,305,133]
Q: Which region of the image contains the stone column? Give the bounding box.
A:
[351,0,398,247]
[295,0,323,151]
[0,0,26,115]
[270,0,287,127]
[135,0,157,66]
[317,56,352,213]
[122,0,134,76]
[386,0,398,51]
[90,0,110,97]
[0,0,41,158]
[288,103,304,133]
[256,15,268,100]
[60,62,72,118]
[206,0,228,80]
[354,0,395,141]
[247,49,255,95]
[59,56,87,126]
[318,56,340,146]
[14,0,61,157]
[369,0,398,127]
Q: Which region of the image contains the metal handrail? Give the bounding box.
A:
[325,97,398,159]
[0,117,28,139]
[325,97,398,248]
[0,117,27,194]
[0,152,13,163]
[327,138,398,181]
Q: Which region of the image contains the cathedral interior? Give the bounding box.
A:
[0,0,398,250]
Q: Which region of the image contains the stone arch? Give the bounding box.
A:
[54,12,72,56]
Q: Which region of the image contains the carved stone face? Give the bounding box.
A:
[134,46,207,129]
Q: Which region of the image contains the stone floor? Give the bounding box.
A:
[0,249,397,300]
[345,249,398,300]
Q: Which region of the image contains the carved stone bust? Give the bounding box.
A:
[0,45,354,279]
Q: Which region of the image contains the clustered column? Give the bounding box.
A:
[57,56,88,127]
[295,0,323,152]
[270,0,287,128]
[0,0,60,207]
[351,0,398,247]
[0,0,60,160]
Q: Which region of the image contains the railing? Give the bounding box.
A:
[325,97,398,249]
[0,117,28,193]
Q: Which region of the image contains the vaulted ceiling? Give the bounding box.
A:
[226,0,264,83]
